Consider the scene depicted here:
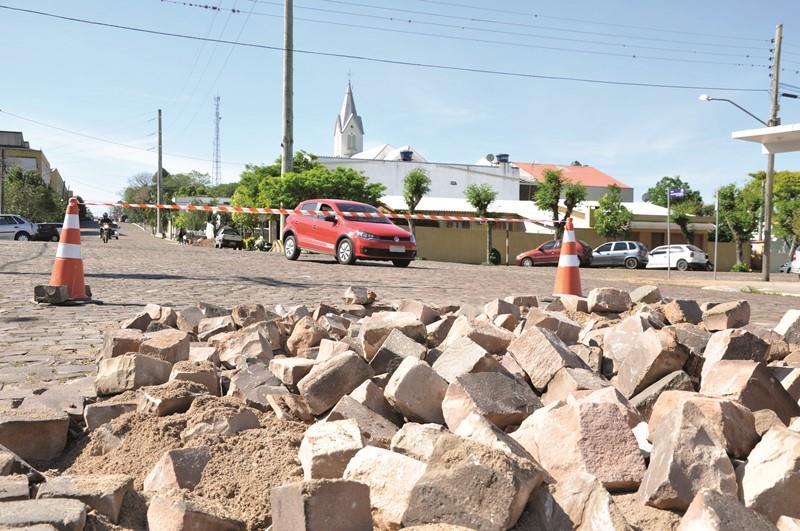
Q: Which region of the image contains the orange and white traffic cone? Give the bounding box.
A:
[49,197,89,301]
[553,217,582,297]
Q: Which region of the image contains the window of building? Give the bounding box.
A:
[347,134,355,150]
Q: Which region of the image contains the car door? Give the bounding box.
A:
[610,242,629,266]
[313,202,339,254]
[292,202,318,249]
[593,242,613,266]
[648,247,667,268]
[0,216,15,240]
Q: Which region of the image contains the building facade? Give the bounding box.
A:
[0,131,70,199]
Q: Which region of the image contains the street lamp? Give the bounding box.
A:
[698,94,767,126]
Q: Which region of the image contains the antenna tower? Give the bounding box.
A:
[213,96,222,186]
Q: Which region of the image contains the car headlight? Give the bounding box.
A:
[409,234,416,243]
[356,231,379,240]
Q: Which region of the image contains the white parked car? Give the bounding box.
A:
[0,214,38,241]
[646,244,708,271]
[792,249,800,275]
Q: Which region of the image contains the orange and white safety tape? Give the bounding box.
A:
[80,201,566,225]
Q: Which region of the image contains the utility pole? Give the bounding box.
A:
[157,109,163,237]
[281,0,293,176]
[213,96,222,187]
[763,23,782,282]
[0,148,5,214]
[714,188,720,281]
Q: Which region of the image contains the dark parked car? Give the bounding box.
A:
[33,222,62,242]
[215,226,243,249]
[592,241,649,269]
[515,239,593,267]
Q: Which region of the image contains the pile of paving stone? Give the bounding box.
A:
[2,285,800,530]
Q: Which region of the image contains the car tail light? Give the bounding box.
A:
[689,252,694,258]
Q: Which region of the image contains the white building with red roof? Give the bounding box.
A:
[514,162,634,202]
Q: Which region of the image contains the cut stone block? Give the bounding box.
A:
[402,433,546,531]
[648,391,758,459]
[455,319,515,354]
[442,372,540,431]
[511,401,645,491]
[0,499,87,531]
[147,493,245,531]
[197,315,235,341]
[349,379,401,425]
[493,313,518,331]
[739,427,800,522]
[702,300,751,331]
[508,326,589,392]
[216,322,273,368]
[587,287,632,313]
[453,412,536,462]
[399,299,439,325]
[524,308,581,345]
[431,336,501,383]
[271,479,372,531]
[298,419,364,480]
[541,367,610,405]
[180,400,260,442]
[169,360,220,395]
[637,402,737,511]
[231,303,266,328]
[344,286,377,305]
[568,386,643,430]
[484,298,521,321]
[343,446,427,531]
[425,315,456,348]
[297,352,374,416]
[504,295,537,307]
[701,360,800,424]
[287,316,328,356]
[139,328,191,364]
[629,370,694,422]
[677,488,776,531]
[326,395,398,448]
[664,299,703,325]
[37,474,132,523]
[138,381,207,417]
[189,344,219,365]
[615,328,689,398]
[34,284,69,305]
[177,306,205,334]
[370,328,426,375]
[753,409,786,436]
[560,294,590,314]
[701,329,769,381]
[359,311,426,359]
[0,474,29,501]
[226,362,280,396]
[390,423,446,463]
[0,409,69,461]
[631,285,661,304]
[18,387,84,418]
[774,309,800,345]
[143,446,211,493]
[101,329,143,360]
[83,401,138,431]
[778,516,800,531]
[121,311,152,332]
[269,358,316,387]
[602,316,652,373]
[769,365,800,401]
[385,358,448,424]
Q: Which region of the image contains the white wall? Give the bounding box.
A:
[318,157,522,201]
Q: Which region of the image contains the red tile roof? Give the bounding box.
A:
[514,162,632,189]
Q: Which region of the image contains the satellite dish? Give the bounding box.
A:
[486,154,495,162]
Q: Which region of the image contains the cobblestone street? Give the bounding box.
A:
[1,223,796,392]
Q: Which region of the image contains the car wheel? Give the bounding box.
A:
[624,257,639,270]
[392,259,411,268]
[284,234,300,260]
[521,257,534,267]
[676,259,689,271]
[336,238,356,265]
[14,232,30,241]
[50,234,59,242]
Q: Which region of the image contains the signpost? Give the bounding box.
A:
[666,188,686,280]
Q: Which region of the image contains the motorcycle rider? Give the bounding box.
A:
[99,212,111,239]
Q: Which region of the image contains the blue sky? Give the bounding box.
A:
[1,0,799,206]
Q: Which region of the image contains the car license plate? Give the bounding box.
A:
[389,246,405,253]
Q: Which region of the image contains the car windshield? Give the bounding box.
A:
[335,202,391,224]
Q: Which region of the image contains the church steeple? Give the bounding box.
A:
[334,81,364,157]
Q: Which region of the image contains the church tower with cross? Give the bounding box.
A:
[333,80,364,158]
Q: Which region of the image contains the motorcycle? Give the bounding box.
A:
[100,222,112,244]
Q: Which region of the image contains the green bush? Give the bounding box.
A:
[243,237,255,251]
[730,262,749,272]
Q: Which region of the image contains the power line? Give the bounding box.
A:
[408,0,771,43]
[2,5,766,91]
[0,108,249,166]
[258,0,768,52]
[165,0,770,68]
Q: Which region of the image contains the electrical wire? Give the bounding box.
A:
[164,0,770,67]
[0,5,765,92]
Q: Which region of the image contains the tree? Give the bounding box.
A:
[402,168,431,239]
[464,183,497,265]
[3,166,67,222]
[718,183,761,266]
[534,168,587,239]
[595,184,633,240]
[643,176,703,242]
[748,170,800,263]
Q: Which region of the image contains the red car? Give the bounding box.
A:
[283,199,417,267]
[515,239,593,267]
